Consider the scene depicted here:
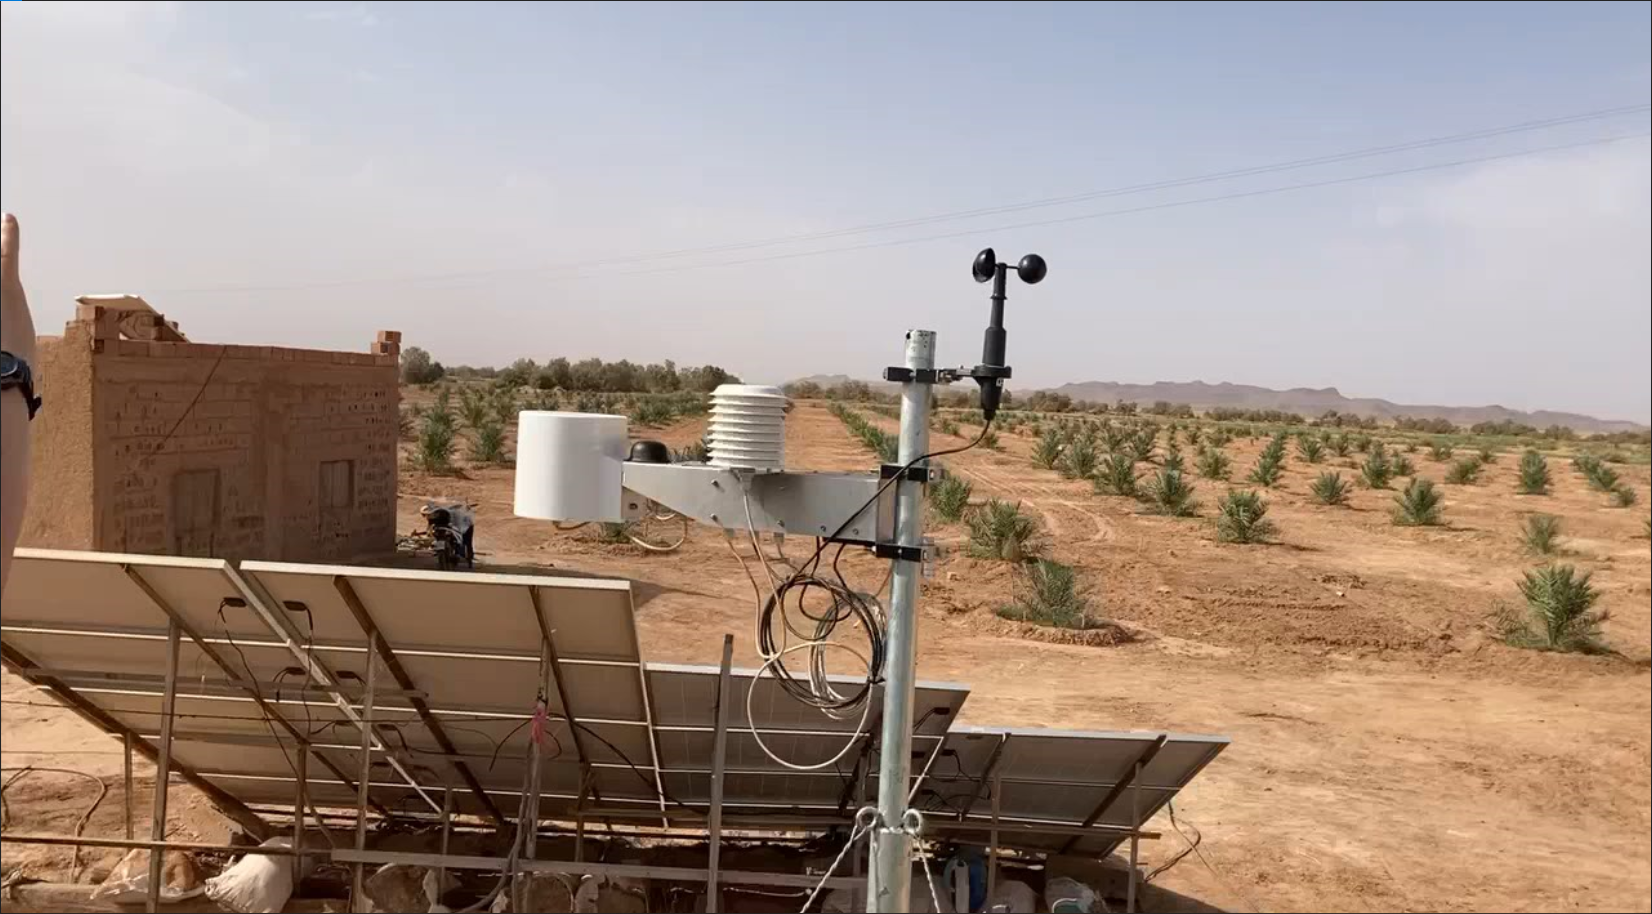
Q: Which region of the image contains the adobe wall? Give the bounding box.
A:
[17,324,98,550]
[89,330,402,563]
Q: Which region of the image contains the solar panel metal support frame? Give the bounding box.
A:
[2,548,1230,905]
[0,639,274,842]
[147,617,181,914]
[1058,734,1166,854]
[527,586,601,813]
[331,574,505,825]
[705,635,735,913]
[954,731,1008,822]
[121,562,398,823]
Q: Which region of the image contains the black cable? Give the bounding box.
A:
[217,601,304,783]
[137,345,228,467]
[757,422,995,711]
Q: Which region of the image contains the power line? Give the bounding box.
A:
[488,129,1652,282]
[152,103,1650,295]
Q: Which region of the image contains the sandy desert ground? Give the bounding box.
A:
[4,399,1649,913]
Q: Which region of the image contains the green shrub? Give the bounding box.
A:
[1584,461,1621,493]
[1161,445,1187,475]
[416,410,457,473]
[469,418,509,464]
[1060,438,1099,479]
[1353,434,1373,454]
[1261,433,1289,462]
[1405,440,1419,453]
[1330,434,1352,457]
[1215,490,1276,544]
[1429,441,1454,462]
[1521,514,1562,556]
[966,499,1043,562]
[398,406,417,440]
[1186,426,1203,447]
[1612,485,1638,508]
[1140,468,1199,517]
[1208,428,1233,448]
[1360,442,1393,489]
[1445,457,1483,485]
[1032,428,1066,470]
[939,418,961,436]
[928,473,973,522]
[1390,454,1416,477]
[630,397,676,426]
[457,386,491,431]
[1127,427,1157,463]
[1296,435,1325,464]
[1517,450,1551,495]
[980,428,1001,451]
[674,437,710,463]
[1497,565,1607,654]
[1101,424,1130,453]
[1196,447,1231,480]
[491,388,519,426]
[1247,453,1284,488]
[1310,471,1351,506]
[1392,478,1444,526]
[1094,454,1140,496]
[997,560,1092,629]
[1478,446,1498,464]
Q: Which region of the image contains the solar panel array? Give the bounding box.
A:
[1,548,1227,855]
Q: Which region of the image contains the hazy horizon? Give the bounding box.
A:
[4,2,1649,422]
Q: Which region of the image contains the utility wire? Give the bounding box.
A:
[151,104,1649,295]
[586,130,1650,279]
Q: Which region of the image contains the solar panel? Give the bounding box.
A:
[899,725,1229,856]
[2,548,1229,860]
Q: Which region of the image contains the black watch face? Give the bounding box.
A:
[0,351,18,379]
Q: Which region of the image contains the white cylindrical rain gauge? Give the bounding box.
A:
[708,384,789,471]
[514,411,629,522]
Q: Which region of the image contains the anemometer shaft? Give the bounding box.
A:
[871,329,936,913]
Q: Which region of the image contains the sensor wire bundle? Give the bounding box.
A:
[732,421,993,770]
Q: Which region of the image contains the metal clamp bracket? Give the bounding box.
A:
[873,543,925,563]
[880,464,936,484]
[881,367,957,385]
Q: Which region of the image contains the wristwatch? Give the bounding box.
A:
[0,350,42,420]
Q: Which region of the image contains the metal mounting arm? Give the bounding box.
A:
[619,463,892,545]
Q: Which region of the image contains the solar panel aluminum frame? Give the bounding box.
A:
[0,550,440,828]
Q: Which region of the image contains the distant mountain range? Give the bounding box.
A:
[786,375,1646,434]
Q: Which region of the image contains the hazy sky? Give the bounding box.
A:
[3,1,1649,421]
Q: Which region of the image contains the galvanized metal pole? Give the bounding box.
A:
[292,746,309,884]
[516,636,552,912]
[122,733,135,840]
[146,619,180,914]
[705,635,734,912]
[350,635,378,914]
[437,784,453,899]
[870,328,935,913]
[1127,759,1142,914]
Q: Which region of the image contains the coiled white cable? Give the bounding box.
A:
[745,641,874,772]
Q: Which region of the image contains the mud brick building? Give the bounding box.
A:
[20,297,401,563]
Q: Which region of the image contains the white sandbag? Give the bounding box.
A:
[1045,874,1097,913]
[986,878,1037,913]
[203,838,297,914]
[91,848,205,903]
[365,864,441,913]
[572,874,648,913]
